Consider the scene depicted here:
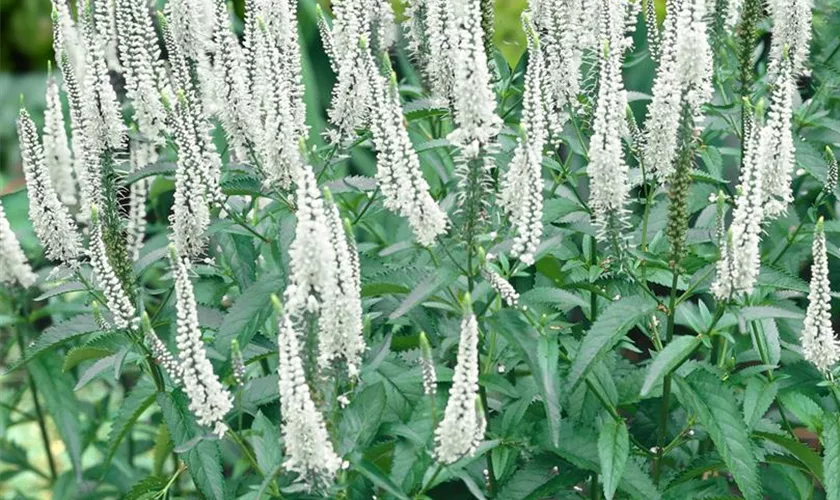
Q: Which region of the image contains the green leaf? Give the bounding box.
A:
[153,423,172,477]
[598,419,629,500]
[121,161,176,185]
[251,410,282,473]
[757,266,810,293]
[213,273,284,360]
[338,383,387,455]
[34,281,85,301]
[158,390,225,500]
[779,392,825,432]
[389,268,458,320]
[63,346,115,371]
[754,431,824,484]
[519,287,590,312]
[124,476,169,500]
[822,414,840,500]
[641,335,702,397]
[742,378,777,430]
[403,99,448,121]
[5,314,101,373]
[349,453,410,500]
[105,379,156,468]
[489,310,562,447]
[568,296,657,390]
[29,354,84,475]
[673,370,761,500]
[217,232,257,289]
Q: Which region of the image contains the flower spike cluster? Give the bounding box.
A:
[435,299,485,464]
[126,141,153,261]
[756,58,796,220]
[644,0,713,181]
[169,245,232,437]
[43,74,76,205]
[499,14,547,265]
[18,109,83,265]
[800,218,839,374]
[366,51,449,246]
[89,205,136,330]
[767,0,812,78]
[0,203,37,288]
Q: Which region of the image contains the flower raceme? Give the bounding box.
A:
[0,203,36,288]
[801,218,840,374]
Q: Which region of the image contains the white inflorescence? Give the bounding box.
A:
[18,109,83,265]
[588,0,638,240]
[366,55,449,246]
[169,245,232,437]
[446,0,501,159]
[767,0,812,78]
[644,0,713,181]
[115,0,168,146]
[43,75,76,205]
[757,58,796,221]
[88,206,136,330]
[435,312,485,464]
[0,203,37,288]
[126,142,154,261]
[482,268,520,307]
[800,220,839,374]
[711,119,764,299]
[165,0,218,113]
[500,15,547,265]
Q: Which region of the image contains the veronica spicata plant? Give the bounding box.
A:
[2,0,840,498]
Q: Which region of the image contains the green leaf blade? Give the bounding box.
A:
[598,419,629,500]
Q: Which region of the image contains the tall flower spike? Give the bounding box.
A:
[500,14,547,265]
[767,0,812,77]
[757,57,796,220]
[169,245,232,437]
[711,114,764,298]
[419,331,437,395]
[423,0,456,103]
[588,0,637,242]
[0,203,37,288]
[273,296,343,489]
[825,147,838,193]
[367,52,449,246]
[435,298,485,464]
[18,109,83,264]
[43,74,76,205]
[801,218,840,374]
[142,312,184,385]
[164,0,218,113]
[318,190,365,377]
[126,141,153,261]
[446,0,501,159]
[115,0,168,146]
[643,0,713,181]
[89,205,136,329]
[482,267,520,307]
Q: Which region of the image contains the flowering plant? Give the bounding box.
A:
[2,0,840,498]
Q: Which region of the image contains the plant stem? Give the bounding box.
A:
[654,268,680,484]
[478,384,498,497]
[590,237,598,322]
[15,329,57,481]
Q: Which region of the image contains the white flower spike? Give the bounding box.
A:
[800,218,840,375]
[0,203,37,288]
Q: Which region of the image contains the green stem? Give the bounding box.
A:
[478,385,498,497]
[590,237,598,322]
[15,328,57,481]
[769,222,806,266]
[654,267,681,484]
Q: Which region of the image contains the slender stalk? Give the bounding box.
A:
[478,384,498,496]
[15,328,57,481]
[590,237,598,322]
[654,268,680,483]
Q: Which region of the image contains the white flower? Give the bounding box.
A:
[482,268,519,306]
[758,58,796,220]
[169,245,232,437]
[367,55,449,246]
[801,219,840,374]
[643,0,713,181]
[18,109,83,264]
[588,0,638,240]
[142,313,184,385]
[93,0,121,71]
[712,122,764,298]
[115,0,168,146]
[43,75,76,205]
[0,202,37,288]
[446,0,501,158]
[89,205,136,330]
[499,15,546,265]
[275,308,343,488]
[435,312,485,464]
[126,142,154,261]
[419,331,437,395]
[767,0,812,77]
[164,0,218,112]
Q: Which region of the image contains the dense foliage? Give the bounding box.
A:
[1,0,840,499]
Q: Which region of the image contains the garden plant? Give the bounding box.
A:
[1,0,840,498]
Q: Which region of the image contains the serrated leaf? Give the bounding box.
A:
[241,374,280,409]
[153,423,172,476]
[158,390,225,500]
[739,305,803,321]
[73,353,119,391]
[742,378,777,430]
[779,392,825,432]
[5,314,101,373]
[338,383,386,455]
[598,419,629,500]
[568,296,657,390]
[389,268,458,320]
[519,287,589,312]
[217,232,257,288]
[121,161,176,185]
[403,99,448,121]
[641,335,702,397]
[822,415,840,500]
[673,371,761,500]
[213,273,284,360]
[757,267,810,293]
[349,453,410,500]
[489,310,562,447]
[34,281,85,301]
[755,431,824,484]
[251,411,282,473]
[105,379,156,469]
[63,346,115,371]
[124,475,169,500]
